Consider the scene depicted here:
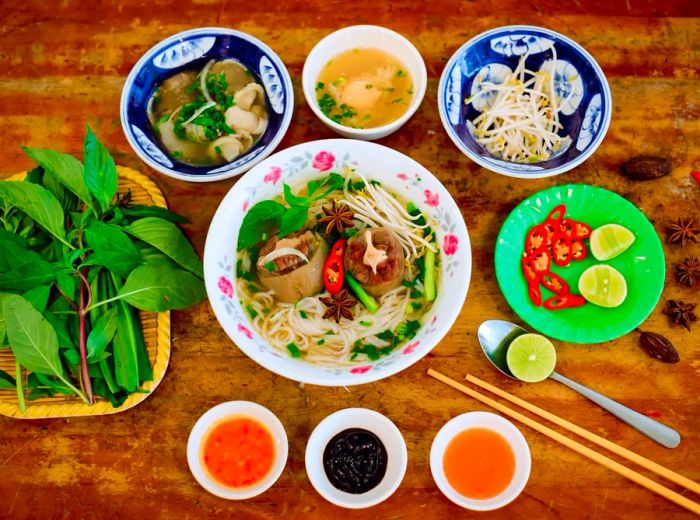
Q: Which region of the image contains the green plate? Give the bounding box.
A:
[495,184,665,343]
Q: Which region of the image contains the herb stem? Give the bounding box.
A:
[345,272,379,313]
[78,268,94,404]
[15,360,26,412]
[55,280,78,311]
[84,293,125,313]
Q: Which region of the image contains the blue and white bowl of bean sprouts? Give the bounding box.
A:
[438,25,612,179]
[120,27,294,182]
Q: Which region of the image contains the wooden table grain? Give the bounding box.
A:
[0,1,699,518]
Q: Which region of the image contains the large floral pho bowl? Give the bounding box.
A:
[121,27,294,182]
[438,25,612,178]
[204,139,472,386]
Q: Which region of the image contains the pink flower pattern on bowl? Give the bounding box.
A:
[424,189,439,207]
[350,365,372,374]
[263,166,282,184]
[443,233,459,255]
[237,323,254,339]
[402,341,420,354]
[217,276,234,298]
[312,151,335,171]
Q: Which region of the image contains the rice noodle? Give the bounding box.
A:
[467,46,568,163]
[238,277,411,366]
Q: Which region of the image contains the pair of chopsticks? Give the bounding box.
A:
[427,369,700,515]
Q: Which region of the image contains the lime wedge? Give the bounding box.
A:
[506,333,556,383]
[590,224,635,261]
[578,264,627,308]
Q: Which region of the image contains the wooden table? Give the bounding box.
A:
[1,1,698,518]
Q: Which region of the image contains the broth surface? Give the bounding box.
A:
[316,48,413,129]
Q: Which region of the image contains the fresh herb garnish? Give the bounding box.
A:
[365,84,373,89]
[396,69,406,78]
[246,304,258,319]
[300,310,308,319]
[316,81,325,90]
[316,338,326,345]
[391,97,404,104]
[264,261,276,271]
[286,342,302,358]
[0,128,205,410]
[359,320,372,327]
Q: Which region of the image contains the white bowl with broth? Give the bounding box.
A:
[204,139,471,386]
[302,26,427,141]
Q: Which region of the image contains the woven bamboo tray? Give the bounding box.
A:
[0,166,171,419]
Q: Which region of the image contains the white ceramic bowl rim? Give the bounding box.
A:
[430,411,531,511]
[203,138,472,386]
[120,26,294,183]
[186,401,288,500]
[437,24,612,179]
[304,408,408,509]
[302,24,427,137]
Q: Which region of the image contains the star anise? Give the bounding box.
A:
[676,257,699,288]
[666,218,698,246]
[320,288,357,323]
[319,200,355,235]
[662,299,697,331]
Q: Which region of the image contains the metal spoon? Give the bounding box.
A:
[477,320,681,449]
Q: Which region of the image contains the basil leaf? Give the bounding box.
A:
[60,346,80,366]
[86,307,117,362]
[117,262,206,311]
[22,146,93,209]
[122,204,190,224]
[125,217,201,277]
[0,229,29,249]
[84,221,142,277]
[22,285,51,313]
[237,200,286,250]
[0,181,66,243]
[83,126,118,212]
[0,262,60,291]
[56,273,77,304]
[278,206,309,238]
[1,294,64,377]
[43,171,79,212]
[283,183,309,207]
[0,236,45,272]
[29,373,73,395]
[0,368,15,389]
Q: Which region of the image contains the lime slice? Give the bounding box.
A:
[506,333,556,383]
[578,264,627,308]
[590,224,635,261]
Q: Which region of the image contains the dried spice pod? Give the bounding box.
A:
[666,218,698,246]
[675,257,699,288]
[620,155,671,180]
[636,329,680,363]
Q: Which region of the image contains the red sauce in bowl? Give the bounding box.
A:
[201,416,275,488]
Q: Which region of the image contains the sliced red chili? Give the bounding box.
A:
[571,240,588,261]
[521,254,540,284]
[530,246,551,273]
[543,293,586,310]
[528,282,543,307]
[524,224,547,253]
[572,221,592,239]
[323,239,347,294]
[559,218,575,238]
[551,232,573,267]
[541,272,569,295]
[546,204,567,223]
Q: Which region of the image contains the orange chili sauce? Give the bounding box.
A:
[442,427,516,500]
[201,416,275,488]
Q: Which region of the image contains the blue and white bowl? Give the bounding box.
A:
[120,27,294,182]
[438,25,612,179]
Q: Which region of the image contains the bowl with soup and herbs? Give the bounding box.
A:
[303,25,427,140]
[121,27,294,182]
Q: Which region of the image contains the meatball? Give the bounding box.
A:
[344,227,405,297]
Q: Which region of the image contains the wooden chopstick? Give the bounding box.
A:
[465,374,700,495]
[427,369,700,515]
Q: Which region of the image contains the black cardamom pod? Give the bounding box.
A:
[636,329,680,363]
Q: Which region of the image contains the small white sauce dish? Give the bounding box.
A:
[187,400,288,500]
[302,25,427,141]
[305,407,408,508]
[430,411,531,511]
